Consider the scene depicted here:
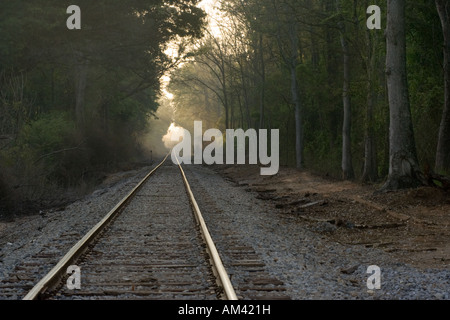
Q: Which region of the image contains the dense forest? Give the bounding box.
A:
[0,1,206,213]
[169,0,449,187]
[1,0,449,215]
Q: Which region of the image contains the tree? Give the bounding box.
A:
[185,32,232,129]
[0,0,206,207]
[361,25,381,183]
[64,1,205,128]
[336,0,355,180]
[435,0,450,173]
[271,0,304,169]
[360,0,386,183]
[167,0,445,182]
[383,0,424,190]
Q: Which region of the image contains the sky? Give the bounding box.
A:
[161,0,221,100]
[199,0,220,20]
[159,0,223,145]
[200,0,227,38]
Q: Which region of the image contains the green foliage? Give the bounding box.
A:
[168,0,445,182]
[1,0,447,212]
[2,112,75,182]
[406,0,444,167]
[0,0,206,213]
[19,112,74,156]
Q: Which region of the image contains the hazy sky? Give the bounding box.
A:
[199,0,218,15]
[199,0,223,37]
[162,0,222,100]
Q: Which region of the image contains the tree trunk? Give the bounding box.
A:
[221,58,230,129]
[383,0,424,190]
[362,22,379,183]
[362,81,378,182]
[337,0,354,180]
[259,33,266,130]
[288,22,303,170]
[341,38,354,180]
[222,80,229,129]
[291,64,303,170]
[238,55,251,129]
[272,0,303,169]
[229,57,235,129]
[435,0,450,173]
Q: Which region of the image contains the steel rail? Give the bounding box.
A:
[175,156,238,300]
[23,154,170,300]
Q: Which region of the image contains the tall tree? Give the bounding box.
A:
[383,0,424,190]
[336,0,355,180]
[361,26,380,183]
[190,32,232,129]
[361,0,384,183]
[271,0,304,169]
[435,0,450,173]
[0,0,206,199]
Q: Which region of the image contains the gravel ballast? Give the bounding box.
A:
[0,164,156,297]
[184,165,450,300]
[0,162,449,300]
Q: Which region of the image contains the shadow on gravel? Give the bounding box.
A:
[211,164,450,270]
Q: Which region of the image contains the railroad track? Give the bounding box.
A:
[0,155,289,300]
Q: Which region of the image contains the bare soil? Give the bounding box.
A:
[213,165,450,270]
